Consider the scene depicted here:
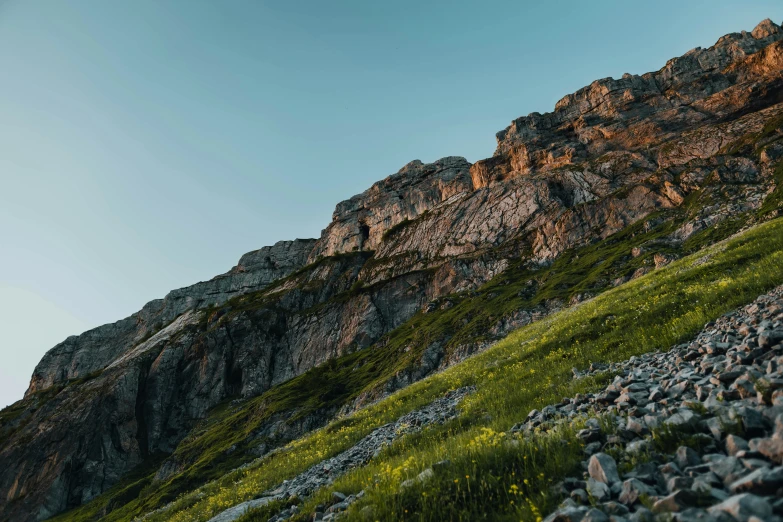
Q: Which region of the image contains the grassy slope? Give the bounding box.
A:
[124,217,783,522]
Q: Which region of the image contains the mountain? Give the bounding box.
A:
[2,18,783,522]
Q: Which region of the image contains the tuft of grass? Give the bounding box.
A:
[650,423,712,455]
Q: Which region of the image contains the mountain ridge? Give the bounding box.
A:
[3,17,783,522]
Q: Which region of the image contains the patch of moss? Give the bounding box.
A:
[757,160,783,218]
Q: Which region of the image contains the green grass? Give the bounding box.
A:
[127,217,783,522]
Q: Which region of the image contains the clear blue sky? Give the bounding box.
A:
[2,1,782,408]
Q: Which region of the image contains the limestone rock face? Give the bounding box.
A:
[3,19,783,522]
[309,156,474,260]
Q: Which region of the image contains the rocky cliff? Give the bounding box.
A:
[26,239,317,395]
[2,18,783,522]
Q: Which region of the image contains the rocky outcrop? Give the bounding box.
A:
[308,156,474,260]
[480,19,783,180]
[26,239,316,394]
[3,18,783,522]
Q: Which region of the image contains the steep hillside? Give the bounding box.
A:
[2,18,783,522]
[61,211,783,522]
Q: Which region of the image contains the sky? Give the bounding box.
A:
[1,1,782,408]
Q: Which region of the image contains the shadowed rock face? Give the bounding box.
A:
[2,18,783,522]
[26,238,318,395]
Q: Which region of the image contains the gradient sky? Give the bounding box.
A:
[2,1,782,408]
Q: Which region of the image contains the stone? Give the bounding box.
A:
[587,478,611,501]
[582,508,609,522]
[584,442,603,456]
[752,18,782,39]
[579,428,602,443]
[708,493,773,521]
[665,409,700,428]
[327,501,349,513]
[431,459,452,473]
[732,377,756,399]
[756,438,783,464]
[627,440,650,455]
[652,490,700,513]
[731,407,769,438]
[589,453,621,484]
[601,501,629,516]
[667,476,694,493]
[629,508,655,522]
[774,414,783,438]
[570,488,589,504]
[676,446,702,468]
[759,331,783,349]
[728,466,783,495]
[710,456,743,482]
[626,418,648,435]
[704,417,724,440]
[542,506,589,522]
[416,468,434,483]
[726,435,750,456]
[618,478,657,505]
[399,479,415,490]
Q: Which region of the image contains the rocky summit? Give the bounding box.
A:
[3,18,783,522]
